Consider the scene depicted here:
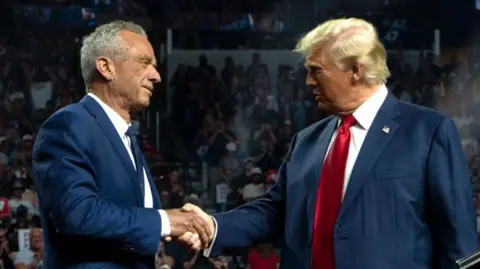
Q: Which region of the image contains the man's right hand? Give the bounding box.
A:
[165,208,212,249]
[181,203,214,240]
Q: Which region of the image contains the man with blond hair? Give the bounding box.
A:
[183,18,479,269]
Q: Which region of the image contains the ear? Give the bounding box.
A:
[95,56,115,81]
[351,63,364,83]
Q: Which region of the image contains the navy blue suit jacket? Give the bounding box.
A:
[210,94,479,269]
[32,96,162,269]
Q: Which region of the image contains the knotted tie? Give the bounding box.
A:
[126,127,145,198]
[311,115,356,269]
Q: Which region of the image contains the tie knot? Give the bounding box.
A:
[126,126,135,138]
[340,114,356,130]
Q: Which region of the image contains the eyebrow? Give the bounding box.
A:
[138,56,157,68]
[305,62,323,70]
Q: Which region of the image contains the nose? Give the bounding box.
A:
[150,67,161,83]
[306,74,316,87]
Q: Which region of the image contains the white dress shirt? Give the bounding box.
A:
[204,85,388,256]
[328,85,388,197]
[88,93,171,237]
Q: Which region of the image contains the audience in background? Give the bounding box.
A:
[0,2,478,268]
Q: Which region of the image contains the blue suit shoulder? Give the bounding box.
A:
[295,115,336,143]
[397,100,448,126]
[37,102,94,138]
[34,102,94,157]
[395,100,461,142]
[42,102,91,127]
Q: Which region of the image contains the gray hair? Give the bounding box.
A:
[80,20,147,88]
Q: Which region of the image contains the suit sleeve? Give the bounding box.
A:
[426,117,479,269]
[32,111,161,256]
[204,136,296,257]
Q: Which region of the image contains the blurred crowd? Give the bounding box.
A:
[0,1,478,269]
[0,24,84,269]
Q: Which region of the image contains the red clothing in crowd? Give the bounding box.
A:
[0,197,10,217]
[247,250,279,269]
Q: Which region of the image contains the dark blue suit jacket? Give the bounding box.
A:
[32,96,162,269]
[210,94,479,269]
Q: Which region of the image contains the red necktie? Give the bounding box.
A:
[311,115,356,269]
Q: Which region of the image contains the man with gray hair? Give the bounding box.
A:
[32,20,211,269]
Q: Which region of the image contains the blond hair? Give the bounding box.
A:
[295,18,390,85]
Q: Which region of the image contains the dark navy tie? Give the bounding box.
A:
[126,126,145,199]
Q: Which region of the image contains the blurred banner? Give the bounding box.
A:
[18,229,31,251]
[167,12,286,32]
[10,4,434,50]
[12,4,152,29]
[12,4,99,27]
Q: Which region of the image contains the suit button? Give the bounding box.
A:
[334,224,340,232]
[124,244,135,251]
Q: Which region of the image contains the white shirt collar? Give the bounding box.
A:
[87,92,130,138]
[351,84,388,130]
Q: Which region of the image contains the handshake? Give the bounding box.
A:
[164,203,214,251]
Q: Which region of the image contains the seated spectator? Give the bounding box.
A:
[242,181,265,203]
[7,144,31,184]
[246,243,279,269]
[0,197,10,221]
[291,89,312,132]
[184,193,202,208]
[159,190,171,209]
[155,241,174,269]
[209,257,229,269]
[12,205,33,230]
[184,252,229,269]
[243,159,255,177]
[215,177,230,212]
[263,169,277,191]
[8,181,33,217]
[0,227,14,269]
[246,167,262,185]
[167,170,186,208]
[14,228,43,269]
[276,120,294,146]
[253,124,276,151]
[253,140,279,171]
[141,136,162,160]
[226,183,243,211]
[21,182,37,217]
[220,142,241,183]
[230,114,251,158]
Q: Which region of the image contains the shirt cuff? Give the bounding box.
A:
[159,210,171,237]
[203,216,218,257]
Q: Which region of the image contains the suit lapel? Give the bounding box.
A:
[305,116,338,242]
[337,94,400,223]
[80,95,144,206]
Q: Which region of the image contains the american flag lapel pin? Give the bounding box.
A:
[382,125,390,134]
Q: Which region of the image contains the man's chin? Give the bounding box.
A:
[317,102,353,116]
[132,100,150,111]
[317,101,334,112]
